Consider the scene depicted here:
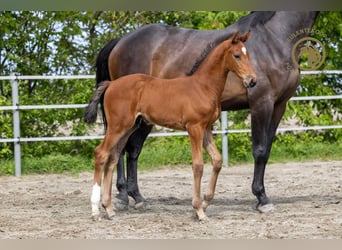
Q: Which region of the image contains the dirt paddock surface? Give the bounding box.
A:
[0,161,341,239]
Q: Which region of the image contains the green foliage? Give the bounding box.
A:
[182,11,248,29]
[313,11,342,70]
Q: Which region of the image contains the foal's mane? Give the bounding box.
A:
[186,11,276,76]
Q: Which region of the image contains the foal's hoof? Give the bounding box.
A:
[194,210,209,222]
[91,214,102,221]
[114,197,129,211]
[105,210,116,220]
[202,200,210,212]
[199,215,209,223]
[257,203,275,213]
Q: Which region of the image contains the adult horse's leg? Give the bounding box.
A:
[188,125,207,221]
[250,100,275,213]
[251,98,289,213]
[114,120,152,210]
[125,121,153,208]
[114,153,129,210]
[202,129,222,211]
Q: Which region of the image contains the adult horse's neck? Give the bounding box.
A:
[223,11,319,46]
[257,11,319,44]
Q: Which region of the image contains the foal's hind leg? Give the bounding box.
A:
[101,127,139,220]
[101,138,127,219]
[91,127,135,220]
[202,129,222,211]
[91,135,119,220]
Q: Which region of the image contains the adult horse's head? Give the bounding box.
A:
[227,31,256,88]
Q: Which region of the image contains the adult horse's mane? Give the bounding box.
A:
[237,11,275,29]
[186,11,276,76]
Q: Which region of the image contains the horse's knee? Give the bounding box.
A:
[252,145,269,163]
[192,163,204,177]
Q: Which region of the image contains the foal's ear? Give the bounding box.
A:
[232,31,241,44]
[240,30,251,43]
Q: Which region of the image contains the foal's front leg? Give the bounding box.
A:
[202,129,222,210]
[188,125,207,221]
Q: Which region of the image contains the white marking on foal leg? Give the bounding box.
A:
[242,46,247,55]
[91,183,101,220]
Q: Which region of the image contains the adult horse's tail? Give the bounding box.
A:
[92,38,121,129]
[95,38,120,86]
[84,81,111,124]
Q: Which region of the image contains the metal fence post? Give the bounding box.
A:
[11,74,21,177]
[221,111,228,167]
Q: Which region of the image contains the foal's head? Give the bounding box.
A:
[226,31,256,88]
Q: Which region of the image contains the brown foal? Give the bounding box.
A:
[85,31,256,221]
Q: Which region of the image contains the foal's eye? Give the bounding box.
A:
[234,54,241,60]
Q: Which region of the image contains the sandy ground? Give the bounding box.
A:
[0,161,341,239]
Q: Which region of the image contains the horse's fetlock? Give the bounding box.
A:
[252,183,265,196]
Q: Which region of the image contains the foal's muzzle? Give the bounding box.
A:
[243,75,257,88]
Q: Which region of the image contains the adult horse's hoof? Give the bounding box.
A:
[134,201,150,210]
[114,197,129,211]
[257,203,275,213]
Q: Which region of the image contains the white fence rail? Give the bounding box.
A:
[1,71,341,176]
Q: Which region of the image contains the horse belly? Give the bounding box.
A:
[138,87,184,129]
[139,100,186,131]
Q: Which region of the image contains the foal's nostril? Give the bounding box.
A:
[243,76,256,88]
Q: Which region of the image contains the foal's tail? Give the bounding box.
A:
[84,81,111,124]
[93,38,121,129]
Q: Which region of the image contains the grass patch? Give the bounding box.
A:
[0,154,93,176]
[269,139,342,163]
[0,135,341,176]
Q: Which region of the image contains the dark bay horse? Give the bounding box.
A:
[94,11,319,213]
[85,32,256,221]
